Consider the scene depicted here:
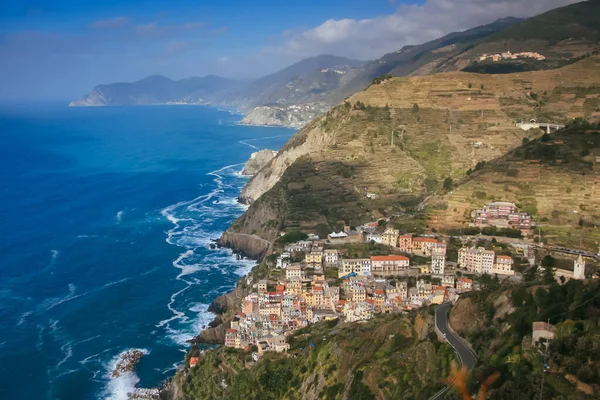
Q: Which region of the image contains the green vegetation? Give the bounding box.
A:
[178,312,454,400]
[276,231,308,245]
[460,278,600,399]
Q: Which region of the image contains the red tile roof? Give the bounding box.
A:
[189,357,199,366]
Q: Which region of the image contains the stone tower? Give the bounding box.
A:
[574,255,585,280]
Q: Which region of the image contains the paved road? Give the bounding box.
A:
[430,302,479,400]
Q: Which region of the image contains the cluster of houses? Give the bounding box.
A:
[473,201,533,230]
[478,50,545,63]
[223,230,480,357]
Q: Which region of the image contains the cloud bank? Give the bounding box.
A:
[266,0,580,60]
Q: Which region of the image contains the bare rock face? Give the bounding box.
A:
[449,297,484,334]
[241,149,277,176]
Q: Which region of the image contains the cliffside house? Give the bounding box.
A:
[189,357,199,367]
[532,321,556,347]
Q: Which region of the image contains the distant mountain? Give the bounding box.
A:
[69,74,243,107]
[234,54,366,108]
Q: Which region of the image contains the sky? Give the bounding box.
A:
[0,0,582,100]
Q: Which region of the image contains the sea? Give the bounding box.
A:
[0,103,294,400]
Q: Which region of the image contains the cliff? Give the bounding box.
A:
[218,231,271,259]
[240,149,277,176]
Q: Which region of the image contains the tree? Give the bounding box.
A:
[443,177,454,191]
[412,103,420,113]
[524,265,539,282]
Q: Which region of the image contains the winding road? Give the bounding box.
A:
[430,302,479,400]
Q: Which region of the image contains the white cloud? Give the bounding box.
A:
[265,0,581,60]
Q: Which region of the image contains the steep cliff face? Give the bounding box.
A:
[218,231,272,259]
[239,117,334,203]
[240,149,277,176]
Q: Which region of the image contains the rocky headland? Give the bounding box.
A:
[240,149,277,176]
[239,103,326,128]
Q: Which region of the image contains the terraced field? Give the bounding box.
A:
[230,57,600,246]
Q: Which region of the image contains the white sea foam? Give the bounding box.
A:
[116,210,124,223]
[158,162,260,349]
[101,348,150,400]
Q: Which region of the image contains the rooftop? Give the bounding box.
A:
[371,255,409,261]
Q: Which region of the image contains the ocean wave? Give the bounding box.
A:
[116,210,124,223]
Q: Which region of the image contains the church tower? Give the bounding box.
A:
[574,255,585,280]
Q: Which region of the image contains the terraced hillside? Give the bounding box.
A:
[427,119,600,251]
[229,57,600,244]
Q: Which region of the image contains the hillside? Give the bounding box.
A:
[326,17,521,104]
[235,55,365,108]
[427,119,600,250]
[447,276,600,399]
[69,75,242,106]
[227,56,600,247]
[162,310,456,400]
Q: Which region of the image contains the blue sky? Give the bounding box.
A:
[0,0,579,100]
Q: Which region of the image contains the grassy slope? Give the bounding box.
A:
[173,311,455,400]
[231,56,600,242]
[427,120,600,250]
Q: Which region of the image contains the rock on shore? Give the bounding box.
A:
[112,349,146,379]
[241,149,277,176]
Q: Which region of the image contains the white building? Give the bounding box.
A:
[323,249,339,265]
[366,232,383,243]
[276,252,291,269]
[370,255,410,277]
[285,265,304,280]
[458,247,495,275]
[431,250,446,275]
[340,258,371,277]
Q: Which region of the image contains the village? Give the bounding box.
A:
[206,199,591,364]
[478,50,546,63]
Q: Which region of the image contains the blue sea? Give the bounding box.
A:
[0,103,293,400]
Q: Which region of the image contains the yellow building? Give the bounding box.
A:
[381,228,400,247]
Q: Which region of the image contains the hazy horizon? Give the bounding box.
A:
[0,0,581,101]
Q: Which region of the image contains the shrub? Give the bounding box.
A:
[412,103,420,113]
[276,231,308,245]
